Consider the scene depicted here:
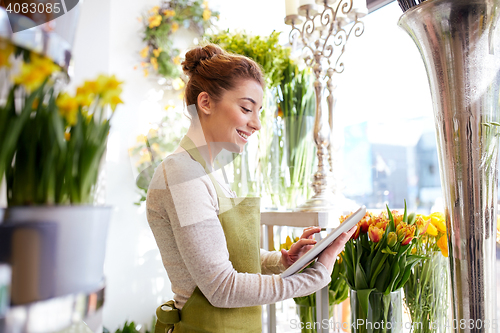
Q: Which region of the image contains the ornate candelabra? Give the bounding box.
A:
[285,0,365,212]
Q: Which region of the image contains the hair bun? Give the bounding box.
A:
[182,44,224,77]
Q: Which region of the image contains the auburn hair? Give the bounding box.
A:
[181,43,265,117]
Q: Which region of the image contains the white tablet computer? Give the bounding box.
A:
[280,205,366,278]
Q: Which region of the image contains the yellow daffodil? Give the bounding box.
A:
[148,6,160,14]
[153,48,162,58]
[148,15,162,29]
[203,0,209,8]
[173,56,181,65]
[280,235,294,251]
[437,235,448,257]
[150,57,158,70]
[171,22,179,33]
[203,9,211,21]
[144,69,149,77]
[140,46,149,58]
[14,53,60,92]
[172,77,185,90]
[0,38,14,68]
[56,93,79,126]
[32,97,40,109]
[163,9,175,17]
[102,94,124,112]
[64,132,71,141]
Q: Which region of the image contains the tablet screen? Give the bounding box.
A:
[281,206,366,278]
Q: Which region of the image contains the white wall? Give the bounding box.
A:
[70,0,289,331]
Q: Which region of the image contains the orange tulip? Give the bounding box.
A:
[368,225,384,243]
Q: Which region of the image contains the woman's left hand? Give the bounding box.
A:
[280,226,321,268]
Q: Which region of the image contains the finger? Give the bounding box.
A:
[327,227,357,255]
[301,227,321,239]
[292,238,317,248]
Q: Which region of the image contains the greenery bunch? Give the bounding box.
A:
[140,0,219,79]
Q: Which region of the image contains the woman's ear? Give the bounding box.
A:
[197,92,212,116]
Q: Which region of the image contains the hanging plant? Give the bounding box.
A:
[139,0,219,80]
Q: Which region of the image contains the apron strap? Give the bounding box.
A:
[155,300,180,333]
[179,135,229,200]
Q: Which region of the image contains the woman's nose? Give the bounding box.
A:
[250,112,262,132]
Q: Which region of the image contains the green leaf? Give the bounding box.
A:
[355,288,375,319]
[355,261,369,290]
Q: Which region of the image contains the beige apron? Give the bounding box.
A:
[155,135,262,333]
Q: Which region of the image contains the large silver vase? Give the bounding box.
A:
[398,0,500,332]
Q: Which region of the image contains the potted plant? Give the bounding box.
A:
[0,37,123,304]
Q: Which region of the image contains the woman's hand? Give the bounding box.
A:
[317,225,357,274]
[280,226,322,268]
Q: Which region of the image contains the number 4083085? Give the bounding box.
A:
[5,2,61,14]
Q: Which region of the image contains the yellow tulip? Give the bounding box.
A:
[437,235,448,257]
[426,222,438,236]
[171,22,179,33]
[140,46,149,59]
[430,213,446,232]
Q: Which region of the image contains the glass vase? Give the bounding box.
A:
[398,0,500,329]
[296,304,334,333]
[404,252,449,333]
[350,289,403,333]
[283,115,317,210]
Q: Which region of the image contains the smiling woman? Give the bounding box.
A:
[145,43,357,333]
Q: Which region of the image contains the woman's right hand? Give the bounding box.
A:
[317,225,357,274]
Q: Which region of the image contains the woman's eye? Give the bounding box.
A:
[241,107,252,113]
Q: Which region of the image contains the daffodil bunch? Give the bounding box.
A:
[280,233,349,333]
[404,212,450,333]
[340,204,426,295]
[0,40,124,205]
[139,0,219,80]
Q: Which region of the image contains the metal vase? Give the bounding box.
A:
[398,0,500,332]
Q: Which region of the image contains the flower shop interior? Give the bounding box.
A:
[1,0,500,332]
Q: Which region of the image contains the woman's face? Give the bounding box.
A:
[203,79,263,153]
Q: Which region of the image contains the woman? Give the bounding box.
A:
[146,44,356,333]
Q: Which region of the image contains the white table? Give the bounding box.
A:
[261,210,343,333]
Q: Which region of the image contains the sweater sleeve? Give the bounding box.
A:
[260,249,287,275]
[163,156,331,308]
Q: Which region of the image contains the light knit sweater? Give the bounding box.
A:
[146,146,331,309]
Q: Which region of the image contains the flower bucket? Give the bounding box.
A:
[0,205,111,304]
